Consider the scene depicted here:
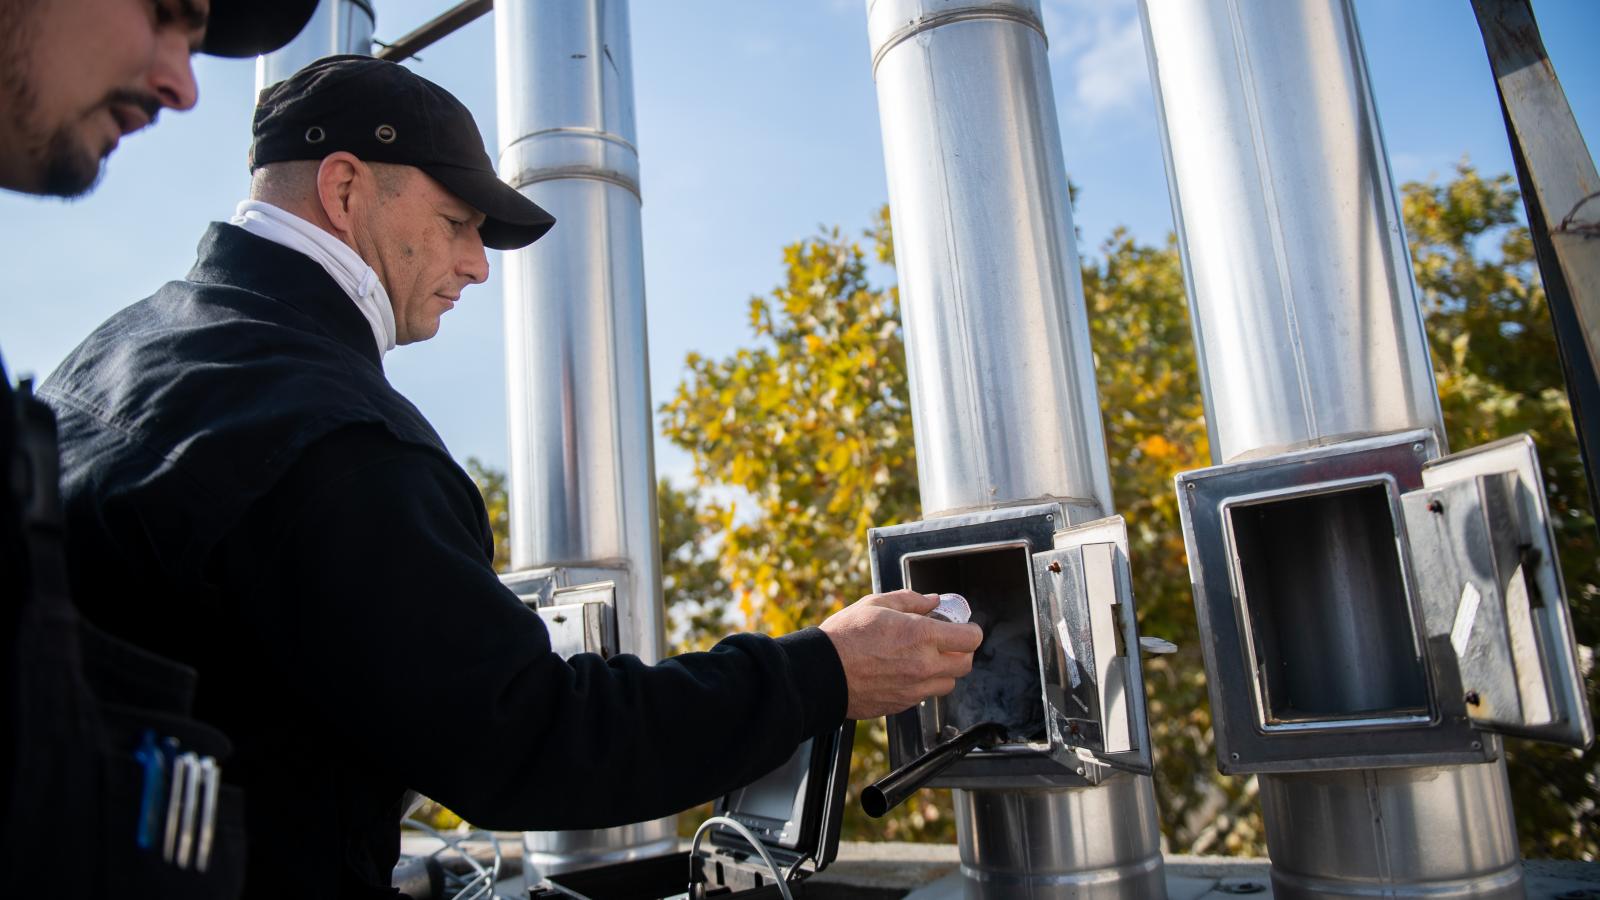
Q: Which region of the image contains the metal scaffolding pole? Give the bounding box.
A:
[1472,0,1600,527]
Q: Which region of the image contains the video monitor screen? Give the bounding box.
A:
[721,738,813,848]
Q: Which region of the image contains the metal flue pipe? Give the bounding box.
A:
[1138,0,1443,466]
[867,0,1114,522]
[256,0,374,89]
[867,1,1164,896]
[1140,0,1522,896]
[494,0,674,875]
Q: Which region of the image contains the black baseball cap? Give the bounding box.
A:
[249,55,556,251]
[200,0,321,58]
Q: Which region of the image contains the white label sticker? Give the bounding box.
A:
[1451,581,1482,659]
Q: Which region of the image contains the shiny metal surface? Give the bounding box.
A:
[954,779,1166,899]
[871,502,1081,784]
[1259,764,1523,899]
[868,2,1161,896]
[521,817,677,878]
[496,0,672,869]
[255,0,373,89]
[1175,432,1499,773]
[1144,1,1527,894]
[494,0,662,664]
[867,0,1113,520]
[1413,437,1593,748]
[1033,516,1154,778]
[1138,0,1442,465]
[1473,0,1600,468]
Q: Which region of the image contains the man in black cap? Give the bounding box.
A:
[0,1,318,896]
[41,55,981,898]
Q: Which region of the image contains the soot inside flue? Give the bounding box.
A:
[906,544,1044,742]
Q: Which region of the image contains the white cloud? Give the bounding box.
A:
[1073,15,1150,113]
[1041,0,1152,118]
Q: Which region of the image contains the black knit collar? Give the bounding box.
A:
[185,222,384,370]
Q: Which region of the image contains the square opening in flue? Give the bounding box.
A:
[1227,482,1432,730]
[904,544,1043,744]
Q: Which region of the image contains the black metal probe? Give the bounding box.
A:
[861,721,1007,818]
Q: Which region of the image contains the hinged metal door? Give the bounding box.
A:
[538,582,619,659]
[1400,434,1593,748]
[1029,516,1154,779]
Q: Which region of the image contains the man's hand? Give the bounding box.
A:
[819,590,985,720]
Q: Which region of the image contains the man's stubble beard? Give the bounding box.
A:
[0,0,106,198]
[38,124,104,198]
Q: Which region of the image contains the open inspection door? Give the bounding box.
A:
[1029,516,1155,782]
[501,568,622,659]
[1401,435,1593,748]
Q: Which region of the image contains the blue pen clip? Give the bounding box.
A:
[132,730,167,851]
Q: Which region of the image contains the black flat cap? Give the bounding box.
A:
[201,0,321,58]
[249,55,555,251]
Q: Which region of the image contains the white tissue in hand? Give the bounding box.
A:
[930,593,971,624]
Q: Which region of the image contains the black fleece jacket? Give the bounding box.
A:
[42,224,847,898]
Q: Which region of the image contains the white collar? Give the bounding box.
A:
[228,199,398,357]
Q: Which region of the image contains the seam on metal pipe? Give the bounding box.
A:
[958,851,1164,885]
[870,7,1045,77]
[501,126,640,156]
[1269,864,1523,895]
[923,496,1102,521]
[505,167,641,198]
[1363,769,1394,883]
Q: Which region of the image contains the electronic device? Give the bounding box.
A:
[530,720,855,900]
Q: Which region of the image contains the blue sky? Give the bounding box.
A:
[1,0,1596,484]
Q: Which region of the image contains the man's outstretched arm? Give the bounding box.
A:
[223,425,979,830]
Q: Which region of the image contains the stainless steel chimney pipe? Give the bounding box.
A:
[1140,1,1522,896]
[1137,0,1443,466]
[255,0,374,89]
[867,1,1164,896]
[494,0,674,875]
[867,0,1114,522]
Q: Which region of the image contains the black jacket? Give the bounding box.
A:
[41,224,848,898]
[3,355,245,899]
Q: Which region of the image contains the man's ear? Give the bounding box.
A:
[315,152,365,238]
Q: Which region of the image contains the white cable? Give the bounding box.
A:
[399,819,509,900]
[688,816,794,900]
